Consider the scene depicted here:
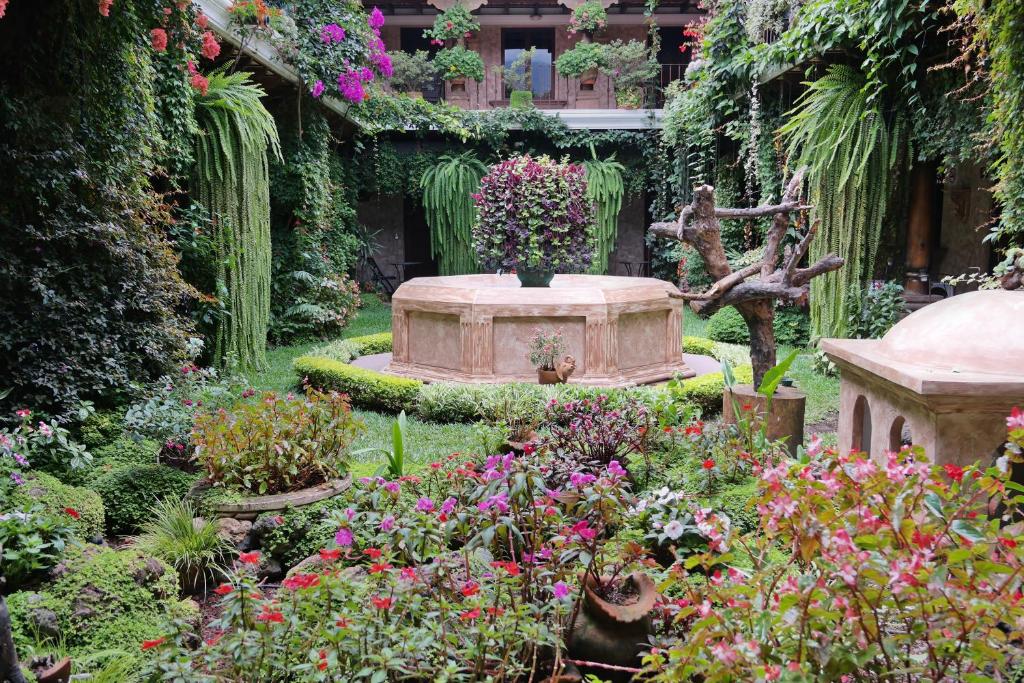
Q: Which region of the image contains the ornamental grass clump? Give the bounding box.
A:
[192,388,363,495]
[472,155,595,274]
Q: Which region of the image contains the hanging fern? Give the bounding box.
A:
[780,64,909,339]
[193,69,282,371]
[583,148,625,274]
[421,152,487,275]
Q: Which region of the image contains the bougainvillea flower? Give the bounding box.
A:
[150,28,168,52]
[201,31,220,60]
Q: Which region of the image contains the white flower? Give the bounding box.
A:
[664,519,685,540]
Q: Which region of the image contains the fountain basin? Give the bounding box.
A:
[386,274,694,386]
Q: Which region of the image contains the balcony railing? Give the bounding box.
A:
[645,63,689,108]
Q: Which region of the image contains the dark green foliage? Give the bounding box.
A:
[845,281,906,339]
[773,307,811,347]
[0,503,75,592]
[421,153,487,275]
[0,2,194,420]
[92,465,197,536]
[78,410,125,450]
[706,307,750,345]
[706,306,810,347]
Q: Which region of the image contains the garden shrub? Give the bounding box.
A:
[706,306,810,347]
[544,394,653,478]
[92,465,197,536]
[307,338,361,364]
[12,472,105,541]
[59,436,160,487]
[346,332,393,356]
[77,409,125,449]
[6,546,184,668]
[294,355,421,413]
[682,336,715,356]
[0,503,75,592]
[415,382,485,423]
[192,389,363,495]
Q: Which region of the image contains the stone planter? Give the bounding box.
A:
[206,477,351,522]
[722,385,806,457]
[568,572,657,680]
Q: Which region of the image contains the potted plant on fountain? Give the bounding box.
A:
[472,154,595,287]
[600,39,658,109]
[529,327,573,384]
[424,4,483,96]
[386,50,437,99]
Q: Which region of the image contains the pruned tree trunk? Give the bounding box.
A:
[649,168,844,386]
[0,594,27,683]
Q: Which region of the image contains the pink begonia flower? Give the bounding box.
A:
[335,527,353,547]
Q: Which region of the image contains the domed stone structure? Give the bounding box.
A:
[820,290,1024,465]
[386,274,695,387]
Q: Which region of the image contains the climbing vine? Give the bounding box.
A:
[193,70,282,371]
[421,152,487,275]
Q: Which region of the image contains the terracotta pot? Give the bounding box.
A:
[538,368,564,385]
[568,572,656,677]
[579,67,599,88]
[34,656,71,683]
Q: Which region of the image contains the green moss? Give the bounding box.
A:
[294,355,420,413]
[707,479,760,534]
[92,465,197,535]
[12,472,105,540]
[7,546,180,667]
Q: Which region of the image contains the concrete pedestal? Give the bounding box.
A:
[723,385,807,457]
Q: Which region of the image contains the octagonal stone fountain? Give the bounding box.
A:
[385,274,695,387]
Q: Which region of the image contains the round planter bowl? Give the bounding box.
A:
[208,477,351,522]
[538,368,564,385]
[517,268,554,287]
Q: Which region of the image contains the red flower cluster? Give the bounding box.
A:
[150,28,168,52]
[370,595,393,610]
[239,551,261,565]
[141,637,166,651]
[200,30,220,60]
[282,573,320,590]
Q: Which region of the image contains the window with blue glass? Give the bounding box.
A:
[501,28,554,100]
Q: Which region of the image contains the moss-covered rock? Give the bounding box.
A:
[6,546,186,668]
[12,472,105,540]
[92,464,197,536]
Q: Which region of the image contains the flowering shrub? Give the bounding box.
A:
[629,487,731,565]
[528,327,566,371]
[422,4,479,44]
[645,422,1024,681]
[192,388,363,495]
[567,0,607,35]
[543,394,652,475]
[432,45,485,82]
[0,409,91,489]
[472,155,594,273]
[0,504,74,592]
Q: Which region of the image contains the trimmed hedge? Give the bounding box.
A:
[294,355,421,413]
[347,332,393,356]
[682,336,716,357]
[92,464,197,536]
[674,365,754,415]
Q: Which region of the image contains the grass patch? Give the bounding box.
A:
[350,410,483,467]
[341,293,392,338]
[684,308,707,338]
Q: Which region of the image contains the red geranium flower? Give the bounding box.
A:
[64,507,80,519]
[702,458,715,470]
[369,562,393,574]
[364,547,382,560]
[282,573,320,590]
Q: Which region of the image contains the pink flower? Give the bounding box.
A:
[320,23,346,44]
[1008,406,1024,430]
[335,527,353,547]
[190,73,209,96]
[196,12,208,29]
[201,31,220,60]
[98,0,113,17]
[440,496,457,516]
[552,581,570,599]
[606,460,627,478]
[368,6,385,30]
[150,28,168,52]
[416,497,434,513]
[311,80,325,98]
[379,515,395,532]
[15,409,30,419]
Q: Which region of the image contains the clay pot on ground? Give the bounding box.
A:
[538,368,564,385]
[722,385,806,457]
[567,572,657,680]
[31,656,71,683]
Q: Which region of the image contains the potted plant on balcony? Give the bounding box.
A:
[386,50,437,99]
[601,39,658,109]
[555,41,609,89]
[497,47,536,108]
[424,3,481,93]
[472,155,594,288]
[567,0,608,41]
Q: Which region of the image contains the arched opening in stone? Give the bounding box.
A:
[889,416,912,451]
[852,395,872,456]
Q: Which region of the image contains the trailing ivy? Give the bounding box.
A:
[780,64,910,339]
[584,150,626,274]
[421,152,487,275]
[193,70,282,371]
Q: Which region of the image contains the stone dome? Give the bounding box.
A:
[878,289,1024,375]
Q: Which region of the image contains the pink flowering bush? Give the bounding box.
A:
[644,422,1024,681]
[472,155,595,274]
[543,394,652,477]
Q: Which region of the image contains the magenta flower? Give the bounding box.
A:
[337,69,366,102]
[383,480,400,494]
[606,460,627,478]
[370,50,393,78]
[12,453,28,467]
[368,6,385,30]
[335,527,353,547]
[320,23,346,44]
[552,581,570,599]
[380,515,395,532]
[311,80,325,98]
[440,496,457,516]
[416,497,435,513]
[10,472,24,486]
